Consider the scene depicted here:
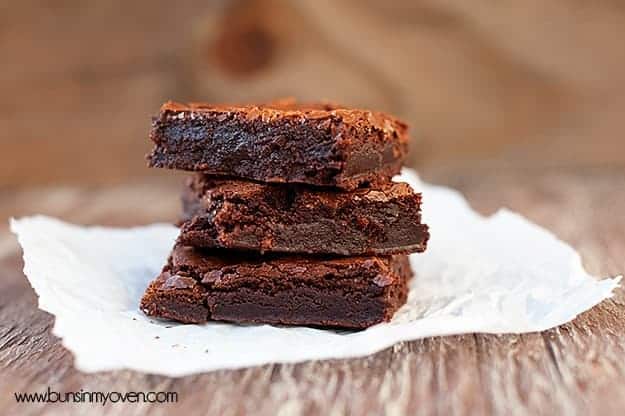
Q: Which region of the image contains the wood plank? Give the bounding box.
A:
[0,170,623,415]
[3,1,625,186]
[444,169,625,415]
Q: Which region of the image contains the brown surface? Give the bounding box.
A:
[3,0,625,186]
[180,175,428,255]
[0,169,624,415]
[141,245,410,328]
[148,99,408,190]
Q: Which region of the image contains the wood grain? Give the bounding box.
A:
[3,0,625,186]
[0,169,623,415]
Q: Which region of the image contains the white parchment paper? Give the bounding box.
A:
[10,170,621,376]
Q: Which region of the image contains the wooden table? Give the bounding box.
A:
[1,169,623,415]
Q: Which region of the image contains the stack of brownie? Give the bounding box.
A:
[140,100,430,329]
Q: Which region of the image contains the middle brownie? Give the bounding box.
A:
[179,174,430,256]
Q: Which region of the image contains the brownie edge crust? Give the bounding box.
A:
[140,245,412,329]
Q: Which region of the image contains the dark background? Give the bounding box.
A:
[2,0,625,187]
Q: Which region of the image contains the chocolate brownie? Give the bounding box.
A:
[147,100,408,190]
[140,244,412,329]
[179,175,429,255]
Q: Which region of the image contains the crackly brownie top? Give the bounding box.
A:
[187,174,421,208]
[159,99,409,142]
[168,244,406,288]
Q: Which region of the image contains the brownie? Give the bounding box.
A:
[140,244,412,329]
[179,174,429,255]
[147,100,409,190]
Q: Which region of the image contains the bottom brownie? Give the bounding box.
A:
[140,244,412,329]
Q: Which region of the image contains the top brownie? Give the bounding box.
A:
[147,100,409,190]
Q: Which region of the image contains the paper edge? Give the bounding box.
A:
[9,207,623,376]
